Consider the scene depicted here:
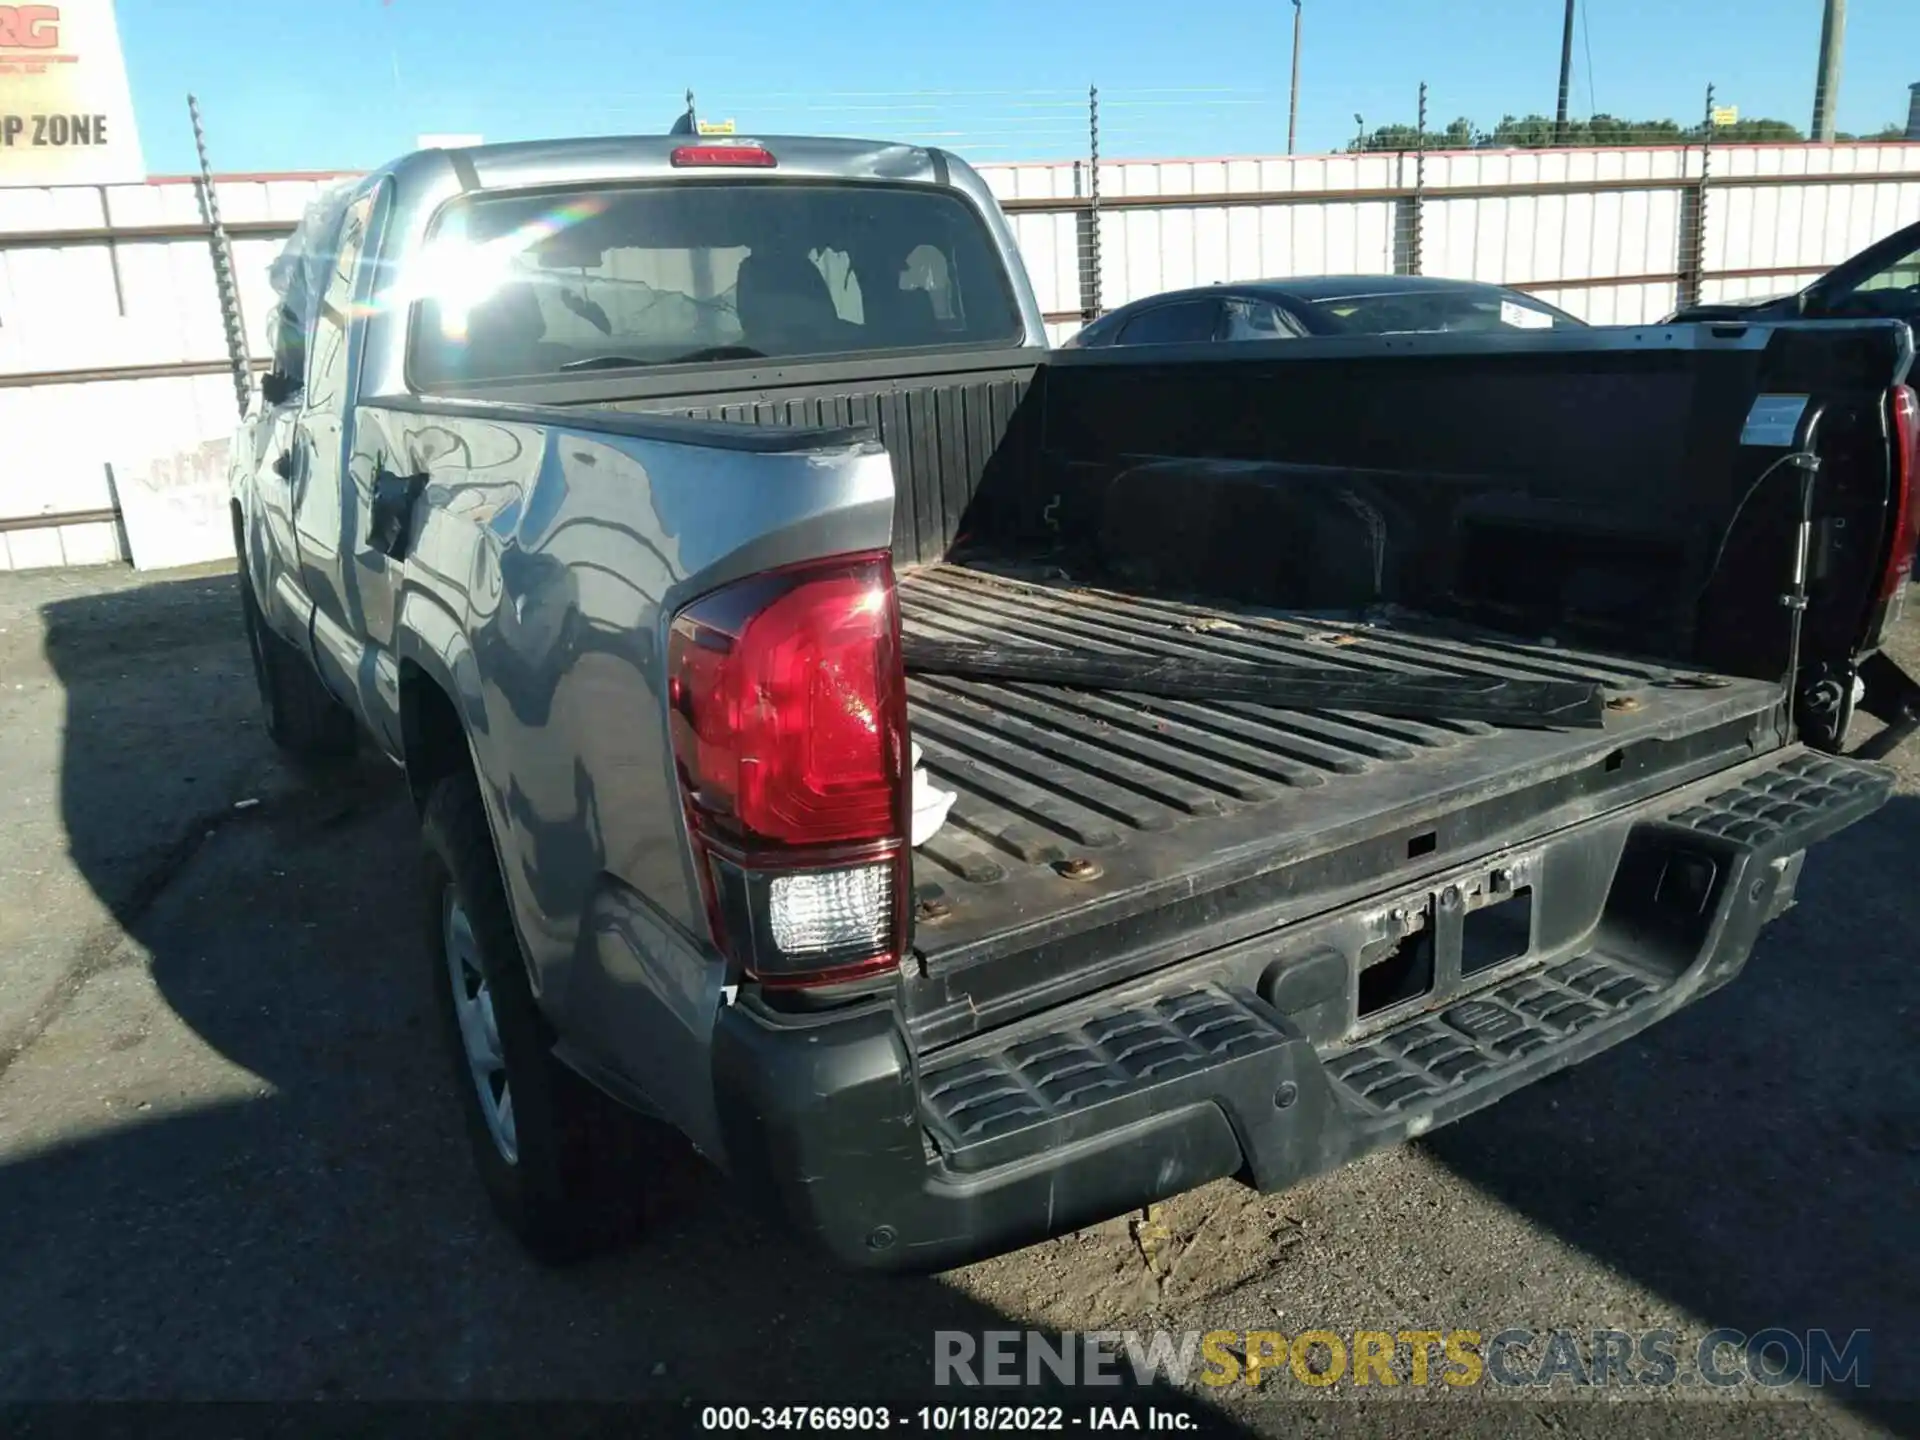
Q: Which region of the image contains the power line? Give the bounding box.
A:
[1581,0,1598,115]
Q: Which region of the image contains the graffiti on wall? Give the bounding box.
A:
[114,437,233,571]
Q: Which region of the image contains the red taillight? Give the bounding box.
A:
[667,553,909,987]
[669,144,776,168]
[669,556,905,846]
[1883,384,1919,602]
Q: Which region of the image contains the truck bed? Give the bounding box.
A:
[899,561,1781,994]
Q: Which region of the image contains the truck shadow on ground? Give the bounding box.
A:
[3,569,1247,1426]
[11,568,1916,1433]
[1421,786,1920,1431]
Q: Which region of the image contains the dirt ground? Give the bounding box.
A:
[0,560,1915,1438]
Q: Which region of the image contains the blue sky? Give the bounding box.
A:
[116,0,1918,175]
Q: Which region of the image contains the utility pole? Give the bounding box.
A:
[1810,0,1846,142]
[1286,0,1302,155]
[1554,0,1576,143]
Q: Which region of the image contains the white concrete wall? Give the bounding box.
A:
[3,145,1919,569]
[0,174,347,569]
[1699,144,1920,305]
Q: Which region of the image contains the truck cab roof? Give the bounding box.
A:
[378,133,962,196]
[319,132,1046,397]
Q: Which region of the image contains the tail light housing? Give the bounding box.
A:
[666,552,910,988]
[1881,384,1918,602]
[1865,383,1920,648]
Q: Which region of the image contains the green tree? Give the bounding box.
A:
[1346,117,1481,152]
[1713,117,1805,143]
[1347,111,1816,151]
[1836,123,1911,142]
[1583,114,1683,145]
[1348,123,1423,152]
[1489,113,1557,147]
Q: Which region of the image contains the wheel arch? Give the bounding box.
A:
[393,578,489,791]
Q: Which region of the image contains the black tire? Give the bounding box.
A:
[238,570,357,760]
[421,767,643,1264]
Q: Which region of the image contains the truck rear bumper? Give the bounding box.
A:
[712,747,1891,1272]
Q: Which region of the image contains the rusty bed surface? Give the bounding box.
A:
[897,561,1779,970]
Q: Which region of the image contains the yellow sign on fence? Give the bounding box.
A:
[1711,106,1741,127]
[0,0,145,187]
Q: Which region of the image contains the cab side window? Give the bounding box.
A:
[305,192,376,411]
[268,305,305,387]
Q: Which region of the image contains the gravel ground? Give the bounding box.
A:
[0,561,1914,1438]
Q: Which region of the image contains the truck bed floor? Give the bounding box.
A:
[899,561,1780,974]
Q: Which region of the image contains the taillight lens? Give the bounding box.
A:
[1883,384,1919,602]
[669,558,904,845]
[666,553,909,988]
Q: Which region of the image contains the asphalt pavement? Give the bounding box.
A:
[0,560,1914,1438]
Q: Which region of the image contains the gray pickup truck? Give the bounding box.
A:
[231,132,1915,1270]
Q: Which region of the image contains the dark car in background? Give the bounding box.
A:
[1669,218,1920,326]
[1062,274,1585,348]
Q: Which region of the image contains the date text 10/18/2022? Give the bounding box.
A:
[701,1407,1199,1432]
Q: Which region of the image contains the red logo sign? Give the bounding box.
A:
[0,5,60,49]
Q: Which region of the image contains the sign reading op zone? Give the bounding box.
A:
[0,1,145,187]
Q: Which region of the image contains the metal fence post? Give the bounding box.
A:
[1391,82,1426,276]
[1679,83,1716,312]
[188,95,253,420]
[1082,84,1102,322]
[1413,81,1427,277]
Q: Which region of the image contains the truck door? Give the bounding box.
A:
[247,306,308,639]
[290,182,402,751]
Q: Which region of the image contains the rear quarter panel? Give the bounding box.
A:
[366,401,894,1152]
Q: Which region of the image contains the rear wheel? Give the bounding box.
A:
[238,570,357,759]
[422,768,644,1264]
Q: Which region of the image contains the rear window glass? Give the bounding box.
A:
[1302,289,1577,335]
[405,182,1023,386]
